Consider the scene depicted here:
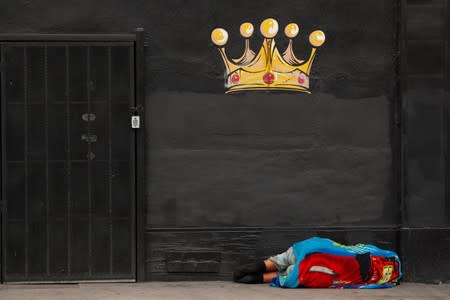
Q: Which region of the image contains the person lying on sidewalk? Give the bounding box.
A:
[233,237,402,289]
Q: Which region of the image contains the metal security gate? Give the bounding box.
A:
[0,34,140,282]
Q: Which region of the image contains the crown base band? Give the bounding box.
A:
[225,85,311,94]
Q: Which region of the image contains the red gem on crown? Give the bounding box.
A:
[263,72,275,84]
[298,75,305,84]
[231,74,240,84]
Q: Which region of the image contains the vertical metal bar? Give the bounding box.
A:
[44,45,50,277]
[107,46,113,275]
[1,44,7,282]
[65,46,72,278]
[23,47,29,279]
[87,46,92,277]
[129,44,136,278]
[134,28,145,282]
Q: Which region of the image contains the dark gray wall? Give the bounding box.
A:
[0,0,448,283]
[401,0,450,283]
[144,0,399,280]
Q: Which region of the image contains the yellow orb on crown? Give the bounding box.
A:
[260,18,278,38]
[309,30,326,47]
[284,23,299,38]
[240,22,254,38]
[211,28,229,47]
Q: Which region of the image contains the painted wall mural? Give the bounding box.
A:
[211,18,326,94]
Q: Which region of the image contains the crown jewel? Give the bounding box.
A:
[211,18,325,94]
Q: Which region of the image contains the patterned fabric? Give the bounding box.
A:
[270,237,402,289]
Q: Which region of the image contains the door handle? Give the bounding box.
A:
[81,134,97,143]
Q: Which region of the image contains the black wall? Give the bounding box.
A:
[401,0,450,282]
[145,0,399,281]
[0,0,448,283]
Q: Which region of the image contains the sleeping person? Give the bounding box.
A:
[233,237,402,289]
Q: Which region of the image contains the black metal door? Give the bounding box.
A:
[1,41,136,282]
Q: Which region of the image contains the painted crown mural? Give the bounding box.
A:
[211,18,326,94]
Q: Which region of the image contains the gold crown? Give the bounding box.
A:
[211,18,326,94]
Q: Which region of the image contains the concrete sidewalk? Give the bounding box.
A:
[0,281,449,300]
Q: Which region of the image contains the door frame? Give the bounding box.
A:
[0,29,146,283]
